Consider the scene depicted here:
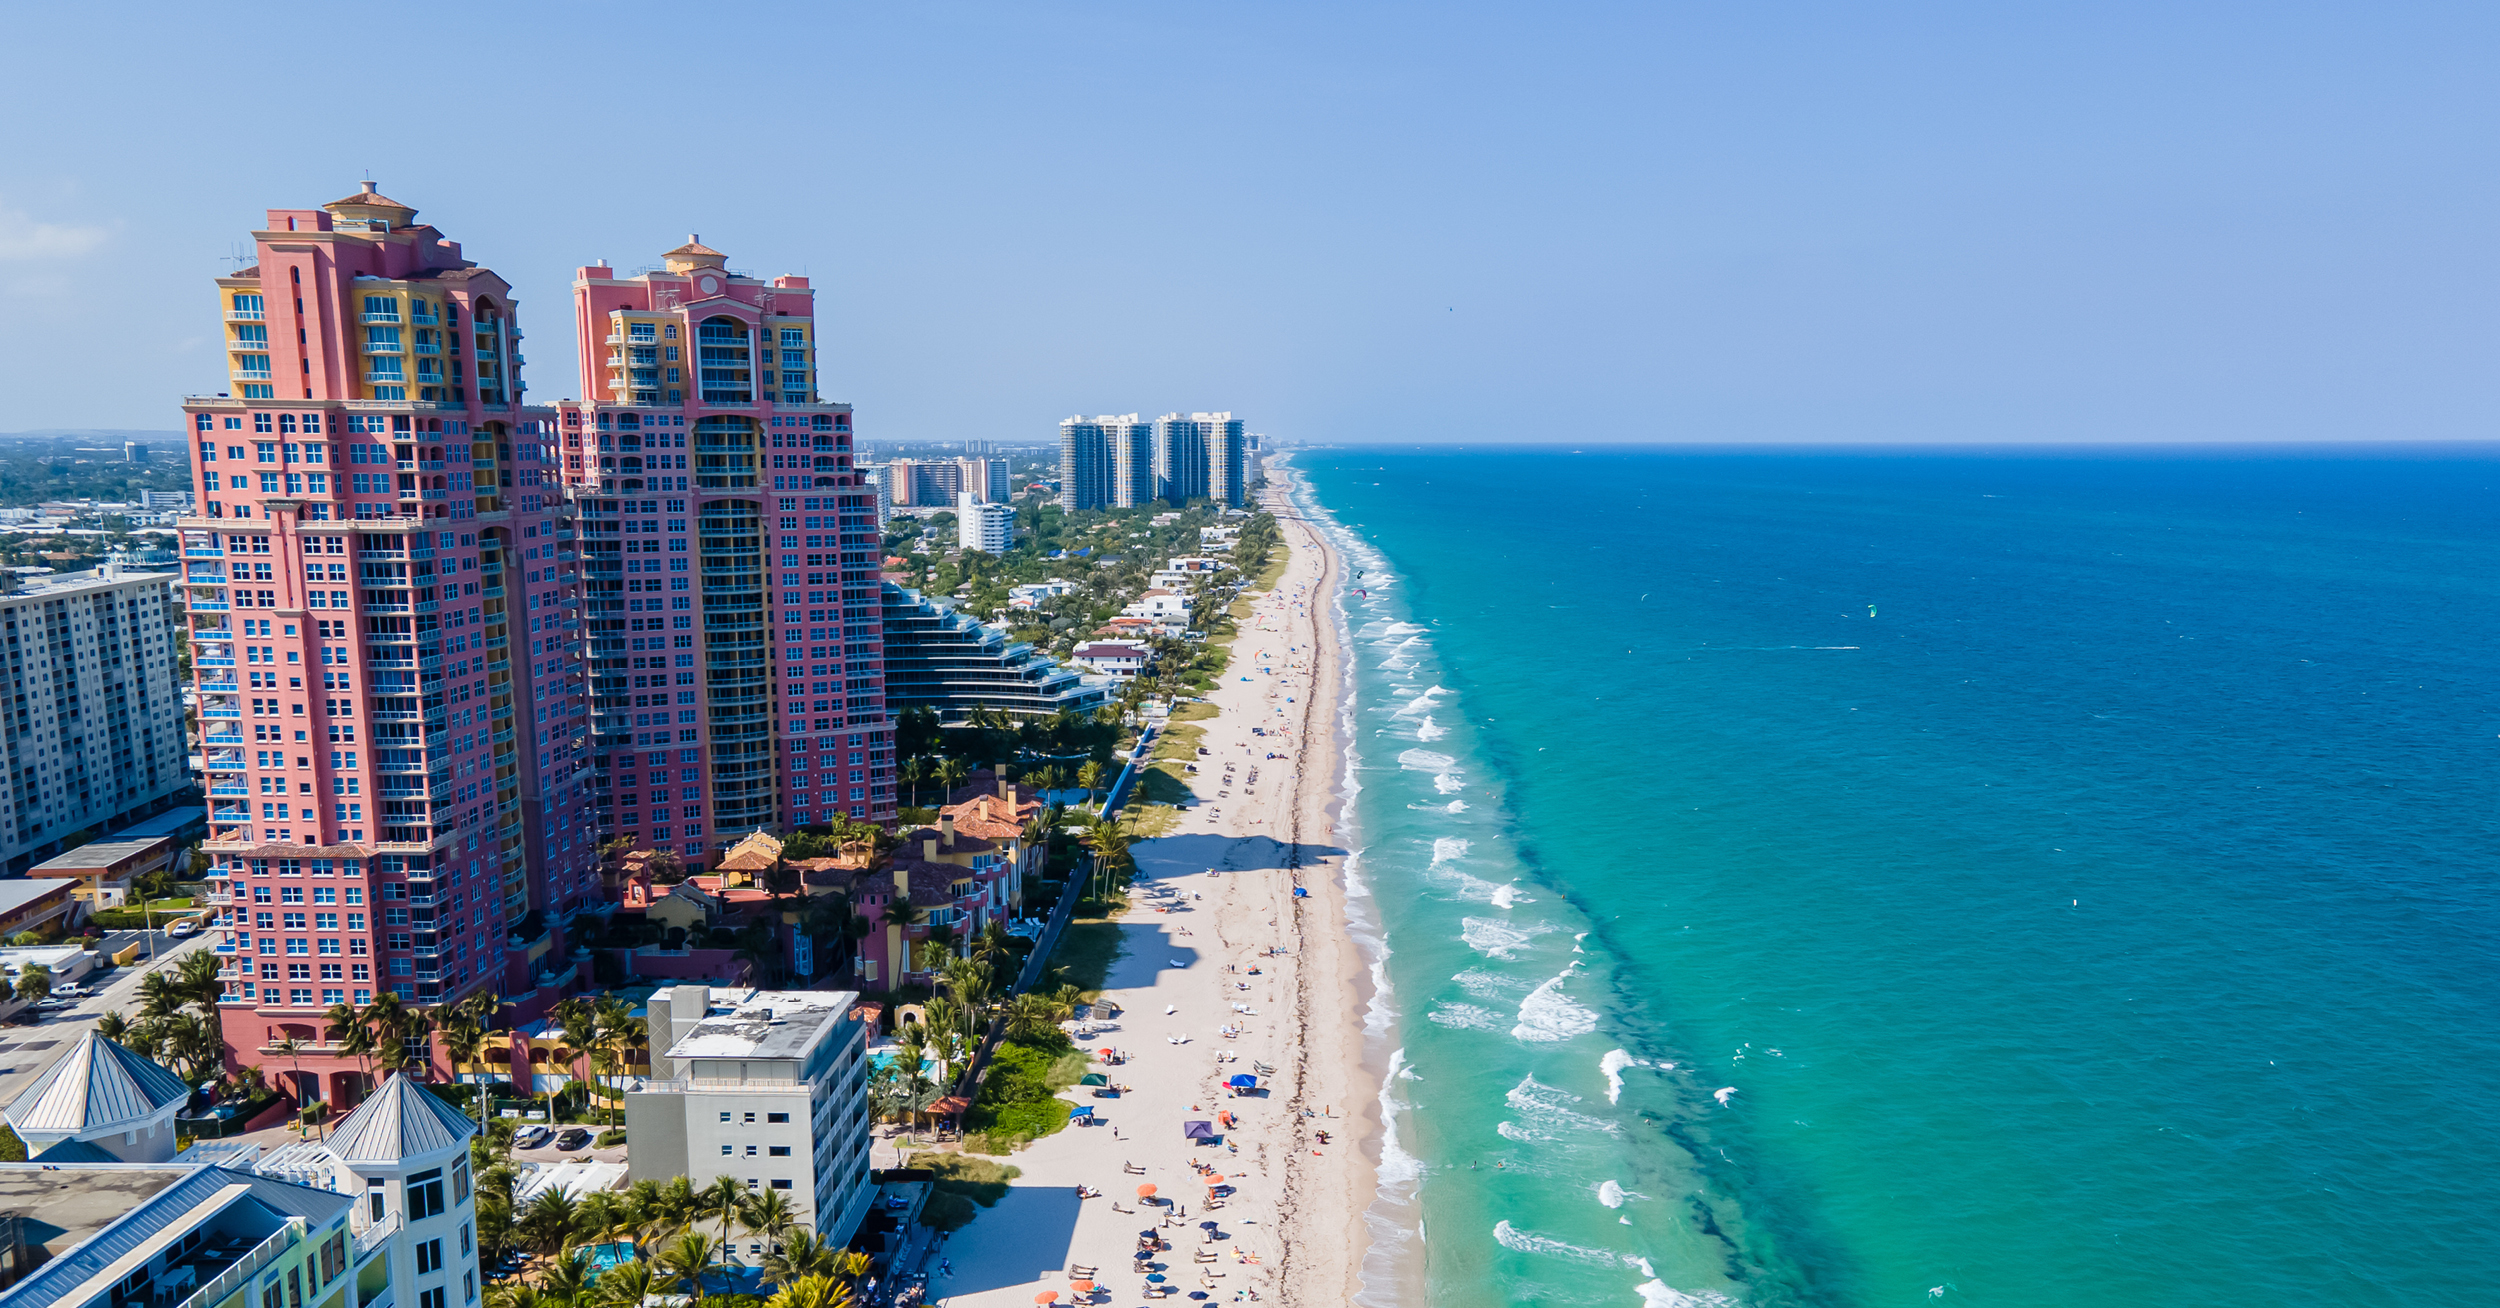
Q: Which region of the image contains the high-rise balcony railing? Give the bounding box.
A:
[227,308,265,321]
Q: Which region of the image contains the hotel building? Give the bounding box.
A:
[180,184,596,1104]
[546,239,895,850]
[625,986,876,1249]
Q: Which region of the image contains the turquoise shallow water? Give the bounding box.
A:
[1296,447,2500,1308]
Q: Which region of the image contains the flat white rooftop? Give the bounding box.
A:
[664,988,862,1063]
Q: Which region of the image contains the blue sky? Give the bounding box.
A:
[3,2,2493,443]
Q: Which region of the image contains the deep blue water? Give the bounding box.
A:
[1298,447,2500,1308]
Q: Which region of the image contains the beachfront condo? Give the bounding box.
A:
[1062,411,1249,509]
[626,985,877,1250]
[180,182,598,1106]
[548,238,897,847]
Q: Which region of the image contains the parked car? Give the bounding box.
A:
[555,1128,593,1151]
[169,919,200,938]
[512,1125,552,1149]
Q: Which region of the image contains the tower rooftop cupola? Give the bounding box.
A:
[663,234,728,273]
[324,1072,478,1165]
[2,1031,189,1141]
[323,179,418,230]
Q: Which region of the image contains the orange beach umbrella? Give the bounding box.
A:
[1035,1295,1058,1305]
[1205,1174,1225,1186]
[1136,1183,1158,1197]
[1071,1282,1096,1293]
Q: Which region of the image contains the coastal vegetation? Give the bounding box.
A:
[471,1163,872,1306]
[904,1152,1024,1231]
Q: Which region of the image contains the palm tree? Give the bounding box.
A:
[762,1274,851,1308]
[898,756,928,808]
[175,949,227,1011]
[537,1250,595,1305]
[439,1013,487,1127]
[519,1189,580,1259]
[1076,759,1106,808]
[698,1175,746,1248]
[272,1036,308,1119]
[95,1010,129,1042]
[327,1000,377,1087]
[595,1262,661,1308]
[655,1231,721,1305]
[486,1283,545,1308]
[136,971,182,1021]
[736,1190,799,1252]
[1003,993,1060,1043]
[933,757,968,804]
[758,1229,842,1287]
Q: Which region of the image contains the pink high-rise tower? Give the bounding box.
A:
[547,237,894,867]
[182,184,596,1105]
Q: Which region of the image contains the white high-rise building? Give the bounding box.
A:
[625,986,878,1254]
[958,495,1015,555]
[0,565,187,874]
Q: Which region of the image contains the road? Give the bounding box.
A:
[0,935,217,1106]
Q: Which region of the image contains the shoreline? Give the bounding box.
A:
[928,460,1385,1307]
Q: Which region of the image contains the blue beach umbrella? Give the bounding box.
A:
[1227,1074,1257,1088]
[1070,1105,1095,1118]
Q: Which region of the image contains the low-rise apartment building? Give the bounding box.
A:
[625,986,876,1256]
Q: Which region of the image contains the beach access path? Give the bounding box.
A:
[932,465,1372,1308]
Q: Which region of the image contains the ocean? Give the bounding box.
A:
[1294,447,2500,1308]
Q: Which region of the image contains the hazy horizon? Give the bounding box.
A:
[3,2,2493,446]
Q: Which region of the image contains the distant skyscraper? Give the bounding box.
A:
[1204,414,1249,507]
[1152,413,1211,503]
[957,495,1014,554]
[1057,416,1115,511]
[952,457,1008,504]
[1108,417,1155,508]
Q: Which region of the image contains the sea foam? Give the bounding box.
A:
[1601,1048,1638,1104]
[1514,968,1600,1043]
[1491,1220,1626,1267]
[1462,916,1549,959]
[1399,748,1456,772]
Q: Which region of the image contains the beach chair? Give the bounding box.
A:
[1123,1162,1147,1174]
[1067,1264,1097,1279]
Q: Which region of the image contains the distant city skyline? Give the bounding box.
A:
[4,3,2497,444]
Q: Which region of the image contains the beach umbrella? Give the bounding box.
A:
[1139,1229,1159,1238]
[1190,1294,1211,1301]
[1198,1221,1219,1230]
[1145,1274,1167,1284]
[1204,1175,1225,1185]
[1137,1183,1158,1197]
[1071,1282,1095,1293]
[1034,1295,1058,1305]
[1081,1073,1110,1086]
[1183,1120,1217,1140]
[1070,1105,1096,1119]
[1227,1074,1257,1088]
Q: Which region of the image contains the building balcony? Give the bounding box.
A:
[227,309,265,322]
[364,372,407,384]
[414,343,440,355]
[234,370,273,381]
[361,311,401,324]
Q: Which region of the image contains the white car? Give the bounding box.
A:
[169,919,200,938]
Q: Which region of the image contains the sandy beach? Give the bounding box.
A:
[934,464,1373,1307]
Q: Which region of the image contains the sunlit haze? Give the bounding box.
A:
[3,1,2494,442]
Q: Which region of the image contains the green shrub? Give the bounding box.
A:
[918,1190,978,1232]
[904,1151,1021,1205]
[595,1129,626,1147]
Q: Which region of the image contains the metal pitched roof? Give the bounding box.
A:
[2,1033,190,1136]
[322,1075,476,1164]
